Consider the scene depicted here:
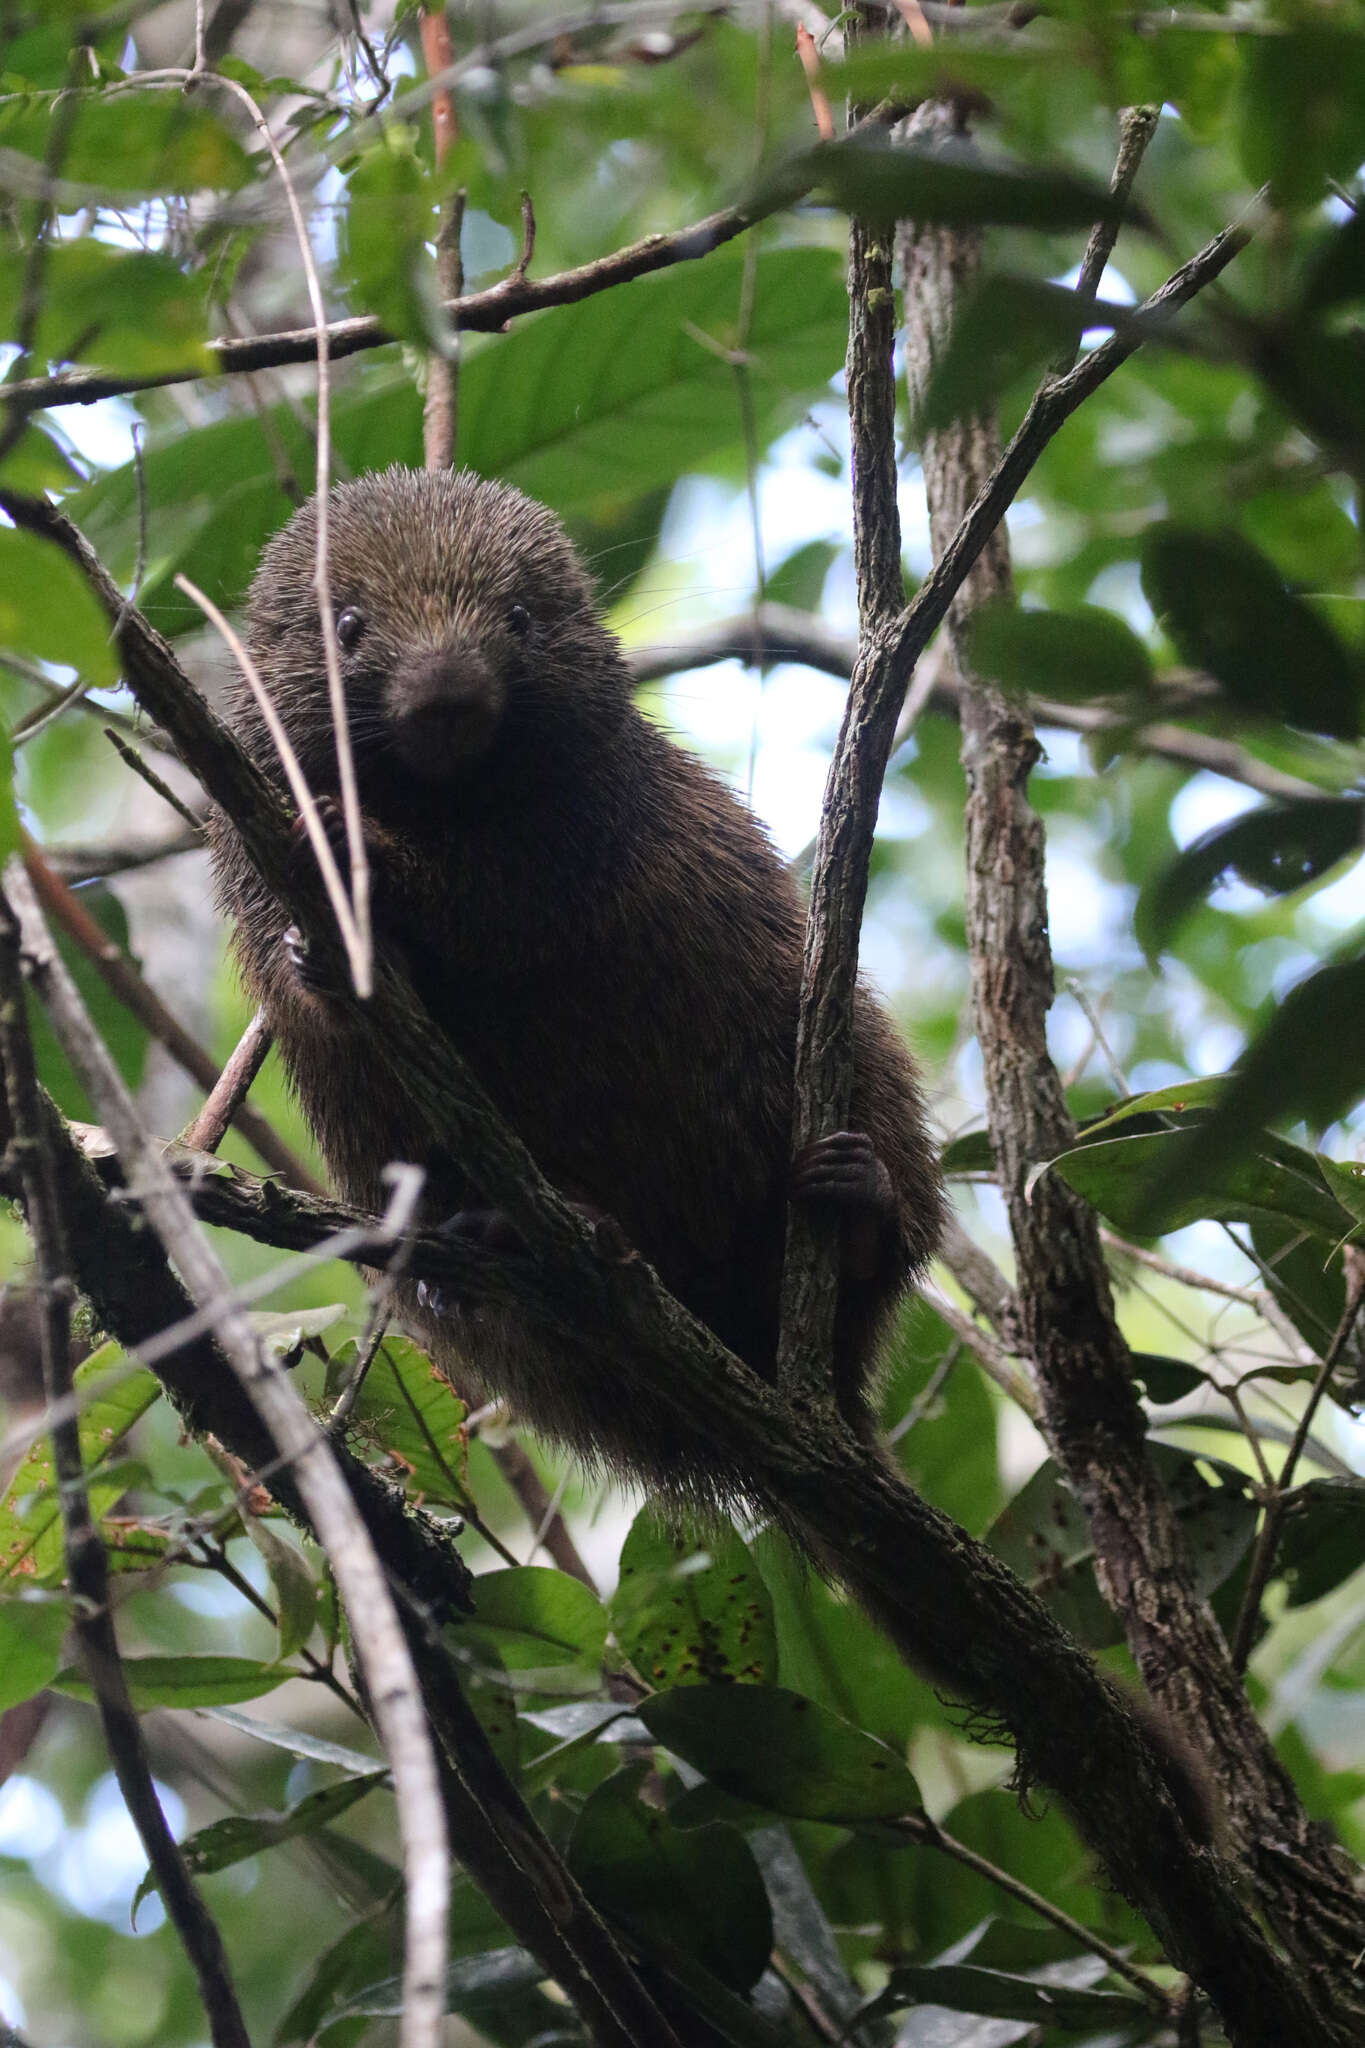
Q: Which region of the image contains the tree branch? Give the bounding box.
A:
[0,893,252,2048]
[21,840,320,1192]
[898,96,1365,2036]
[0,1088,689,2048]
[2,198,773,417]
[0,464,1334,2048]
[2,860,452,2048]
[629,611,1325,801]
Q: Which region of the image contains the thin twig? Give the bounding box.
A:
[776,10,905,1407]
[3,193,773,414]
[102,726,205,832]
[173,572,363,991]
[179,1009,274,1155]
[20,837,320,1193]
[0,889,252,2048]
[420,4,463,473]
[201,69,372,1000]
[1229,1257,1365,1673]
[897,1810,1174,2016]
[3,859,449,2048]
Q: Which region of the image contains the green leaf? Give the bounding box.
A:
[969,598,1154,702]
[27,883,149,1121]
[1141,526,1364,739]
[0,1343,160,1587]
[1250,1215,1347,1359]
[0,525,120,685]
[866,1961,1149,2030]
[1302,208,1365,315]
[325,1337,470,1508]
[320,1947,543,2030]
[274,1909,400,2047]
[1050,1127,1353,1240]
[0,241,213,378]
[1142,955,1365,1212]
[1277,1479,1365,1609]
[568,1761,773,1994]
[0,89,250,193]
[238,1521,319,1661]
[67,244,849,631]
[0,1595,68,1709]
[913,275,1091,433]
[610,1506,777,1688]
[987,1446,1256,1649]
[459,1565,607,1679]
[638,1684,921,1822]
[1240,28,1365,208]
[54,1655,293,1708]
[763,538,837,615]
[1132,1354,1207,1404]
[780,134,1136,232]
[338,133,445,350]
[1074,1078,1227,1141]
[1137,798,1364,954]
[132,1770,388,1921]
[195,1707,381,1778]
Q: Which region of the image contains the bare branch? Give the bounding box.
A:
[179,1008,273,1155]
[0,890,251,2048]
[21,839,320,1193]
[899,95,1365,2034]
[3,200,772,417]
[2,861,450,2048]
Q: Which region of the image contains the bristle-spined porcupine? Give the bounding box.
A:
[210,467,943,1503]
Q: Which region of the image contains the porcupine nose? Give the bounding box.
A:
[386,641,505,779]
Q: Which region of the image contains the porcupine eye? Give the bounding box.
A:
[507,603,531,638]
[336,607,365,650]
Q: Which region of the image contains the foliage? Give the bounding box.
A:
[1,4,1364,2047]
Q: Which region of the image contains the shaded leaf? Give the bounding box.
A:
[914,276,1090,433]
[1240,28,1365,208]
[321,1947,543,2028]
[1050,1126,1352,1241]
[0,1343,159,1587]
[238,1521,318,1661]
[54,1655,292,1708]
[133,1771,388,1920]
[0,89,250,193]
[325,1336,470,1508]
[568,1761,773,1993]
[783,134,1136,232]
[0,1595,68,1710]
[1141,526,1363,739]
[639,1683,921,1821]
[196,1706,381,1777]
[1277,1479,1365,1609]
[338,133,445,351]
[1137,797,1364,954]
[0,525,120,685]
[969,598,1154,703]
[865,1960,1148,2030]
[1132,1354,1207,1405]
[988,1446,1255,1649]
[274,1909,399,2047]
[0,240,214,378]
[610,1505,777,1688]
[459,1565,607,1678]
[1139,955,1365,1218]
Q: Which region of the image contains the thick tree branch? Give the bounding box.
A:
[899,97,1365,2037]
[0,896,251,2048]
[0,464,1334,2048]
[2,861,452,2048]
[0,1094,687,2048]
